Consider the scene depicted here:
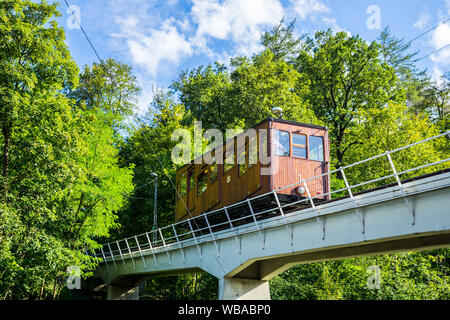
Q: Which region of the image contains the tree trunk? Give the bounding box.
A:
[1,124,11,198]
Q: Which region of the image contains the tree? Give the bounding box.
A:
[172,63,233,132]
[0,1,134,299]
[342,102,448,192]
[261,18,303,62]
[270,250,450,300]
[0,0,78,197]
[377,26,420,81]
[228,51,317,128]
[114,89,188,238]
[423,73,449,130]
[115,90,220,300]
[294,30,404,169]
[173,50,318,132]
[0,0,79,299]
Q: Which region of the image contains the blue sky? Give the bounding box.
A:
[54,0,450,113]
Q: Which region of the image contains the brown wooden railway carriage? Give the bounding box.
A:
[175,118,330,228]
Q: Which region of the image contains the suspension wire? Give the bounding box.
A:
[406,18,450,45]
[63,0,104,66]
[63,0,164,198]
[416,43,450,61]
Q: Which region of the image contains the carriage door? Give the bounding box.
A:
[208,154,220,209]
[247,134,260,194]
[309,135,326,199]
[222,139,236,206]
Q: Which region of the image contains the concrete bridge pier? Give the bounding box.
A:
[218,278,270,300]
[107,284,139,300]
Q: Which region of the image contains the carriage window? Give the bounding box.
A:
[274,130,290,156]
[224,141,235,174]
[292,133,307,158]
[210,159,218,183]
[309,136,324,161]
[237,146,247,176]
[248,136,257,169]
[189,170,196,191]
[177,172,187,198]
[197,169,208,196]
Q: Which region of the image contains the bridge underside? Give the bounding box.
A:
[95,172,450,300]
[232,231,450,281]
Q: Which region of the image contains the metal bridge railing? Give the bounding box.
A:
[94,131,450,268]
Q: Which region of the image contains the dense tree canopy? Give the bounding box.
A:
[295,30,405,169]
[0,0,134,299]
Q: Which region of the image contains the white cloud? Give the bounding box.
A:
[429,22,450,65]
[289,0,347,35]
[190,0,285,57]
[431,65,444,84]
[116,18,193,77]
[291,0,330,21]
[413,11,430,30]
[321,17,350,35]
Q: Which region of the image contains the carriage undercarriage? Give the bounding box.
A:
[180,193,326,236]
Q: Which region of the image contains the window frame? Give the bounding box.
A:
[177,171,187,199]
[197,168,208,196]
[223,140,235,175]
[273,130,291,157]
[292,133,308,159]
[309,135,325,162]
[210,157,218,184]
[237,142,248,177]
[248,135,258,169]
[188,169,196,193]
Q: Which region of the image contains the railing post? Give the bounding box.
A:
[124,238,136,269]
[100,246,110,271]
[247,199,265,250]
[386,152,415,225]
[204,213,220,257]
[172,225,185,262]
[107,243,118,271]
[187,218,202,260]
[158,228,172,265]
[301,175,325,240]
[116,240,127,270]
[340,168,365,234]
[224,207,241,255]
[134,235,146,268]
[273,191,293,248]
[145,232,158,266]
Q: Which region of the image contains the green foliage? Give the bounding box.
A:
[271,250,450,300]
[172,50,319,132]
[261,18,303,62]
[113,89,187,238]
[0,1,134,300]
[69,58,141,131]
[295,30,405,168]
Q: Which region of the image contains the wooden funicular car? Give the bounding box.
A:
[175,117,330,233]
